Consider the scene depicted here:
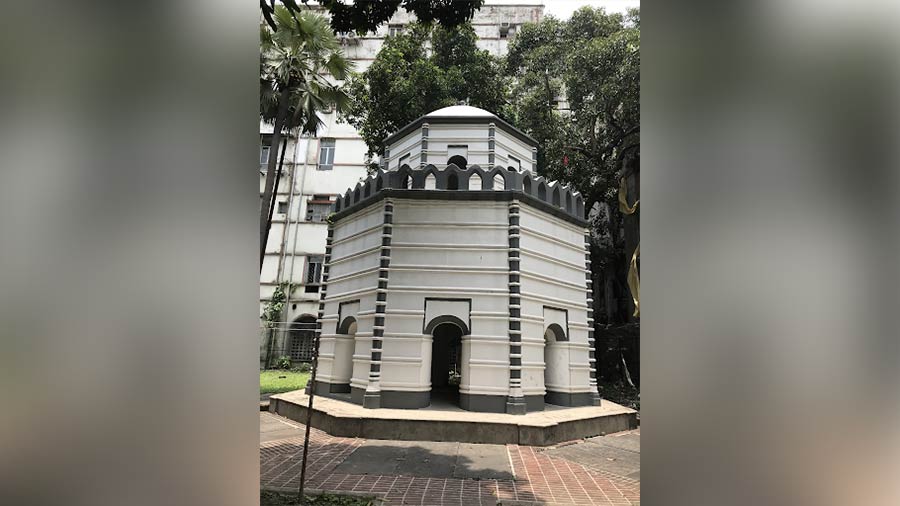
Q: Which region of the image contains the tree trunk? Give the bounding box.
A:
[262,135,289,273]
[622,162,640,320]
[260,86,291,272]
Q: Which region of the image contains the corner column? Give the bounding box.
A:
[585,231,602,406]
[506,201,526,414]
[364,199,394,408]
[309,223,334,396]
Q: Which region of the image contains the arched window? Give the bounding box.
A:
[448,155,468,170]
[538,183,547,200]
[425,173,436,189]
[493,173,505,190]
[447,173,459,190]
[523,177,532,194]
[552,187,561,207]
[402,175,410,189]
[469,172,483,190]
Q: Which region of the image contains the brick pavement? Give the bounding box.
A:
[261,412,639,505]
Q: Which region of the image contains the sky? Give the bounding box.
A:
[488,0,640,18]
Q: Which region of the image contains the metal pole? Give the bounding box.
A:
[297,313,321,502]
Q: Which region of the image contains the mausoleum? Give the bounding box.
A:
[312,106,600,414]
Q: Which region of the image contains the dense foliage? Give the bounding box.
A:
[261,0,485,35]
[505,7,640,210]
[343,23,506,166]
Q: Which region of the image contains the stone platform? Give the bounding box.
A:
[268,390,638,446]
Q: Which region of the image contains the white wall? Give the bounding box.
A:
[380,199,511,397]
[518,204,593,398]
[317,204,383,387]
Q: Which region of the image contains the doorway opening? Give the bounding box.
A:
[430,322,463,407]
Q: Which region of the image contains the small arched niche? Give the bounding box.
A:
[447,172,459,190]
[543,323,568,406]
[469,172,483,190]
[425,173,437,190]
[493,173,505,191]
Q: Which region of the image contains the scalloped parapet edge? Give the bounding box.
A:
[333,164,586,221]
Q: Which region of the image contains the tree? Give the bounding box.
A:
[259,7,353,271]
[505,7,639,324]
[261,0,486,35]
[343,22,507,166]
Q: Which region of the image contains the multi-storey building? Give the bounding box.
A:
[260,2,545,367]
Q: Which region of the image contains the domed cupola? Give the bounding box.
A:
[382,106,538,173]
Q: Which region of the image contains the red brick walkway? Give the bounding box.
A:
[260,414,639,505]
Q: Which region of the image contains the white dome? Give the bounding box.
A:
[425,105,497,118]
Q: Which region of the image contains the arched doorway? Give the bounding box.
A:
[430,322,463,407]
[288,315,317,364]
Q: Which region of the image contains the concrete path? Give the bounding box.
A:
[260,412,640,505]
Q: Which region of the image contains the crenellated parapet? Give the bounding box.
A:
[332,164,586,224]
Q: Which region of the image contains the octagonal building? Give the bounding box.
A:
[312,106,600,414]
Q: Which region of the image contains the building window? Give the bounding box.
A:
[317,138,335,171]
[389,24,404,37]
[277,201,288,214]
[260,135,273,170]
[399,153,410,169]
[508,155,521,171]
[305,255,324,292]
[306,195,333,222]
[500,23,517,39]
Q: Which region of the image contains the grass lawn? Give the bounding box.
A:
[260,370,310,395]
[261,490,377,506]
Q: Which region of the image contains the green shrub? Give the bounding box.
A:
[274,355,293,370]
[292,362,312,373]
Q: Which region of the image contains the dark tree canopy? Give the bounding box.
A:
[342,23,507,164]
[504,7,639,210]
[261,0,486,35]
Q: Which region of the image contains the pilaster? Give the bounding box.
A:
[488,123,496,169]
[506,201,526,414]
[364,199,394,409]
[420,123,429,168]
[585,230,602,406]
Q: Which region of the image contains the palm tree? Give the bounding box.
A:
[260,7,353,271]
